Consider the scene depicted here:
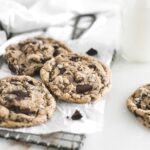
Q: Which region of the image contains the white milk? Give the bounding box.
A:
[120,0,150,62]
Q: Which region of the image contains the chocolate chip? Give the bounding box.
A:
[28,80,34,85]
[29,59,40,63]
[71,110,82,120]
[18,68,24,75]
[11,79,19,82]
[21,64,26,68]
[76,84,92,93]
[41,47,48,51]
[8,64,17,73]
[59,68,66,74]
[53,45,59,49]
[134,112,138,117]
[9,90,30,100]
[34,69,40,76]
[41,59,46,64]
[134,99,141,108]
[18,43,24,48]
[53,49,60,57]
[146,105,150,110]
[8,64,24,75]
[136,102,141,108]
[142,94,147,98]
[86,48,98,56]
[70,56,78,62]
[31,41,37,45]
[88,64,97,70]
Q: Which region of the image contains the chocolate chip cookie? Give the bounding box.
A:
[0,75,56,128]
[127,84,150,128]
[5,37,72,76]
[40,53,111,103]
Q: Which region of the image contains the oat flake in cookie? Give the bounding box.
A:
[5,37,72,76]
[0,75,56,128]
[40,53,111,103]
[127,84,150,128]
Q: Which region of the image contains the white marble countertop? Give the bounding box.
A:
[0,54,150,150]
[83,54,150,150]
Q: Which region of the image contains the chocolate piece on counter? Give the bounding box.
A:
[71,110,82,120]
[86,48,98,56]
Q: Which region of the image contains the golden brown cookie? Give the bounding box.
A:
[5,37,72,76]
[40,53,111,103]
[0,75,56,128]
[127,84,150,128]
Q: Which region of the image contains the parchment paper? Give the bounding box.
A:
[0,32,114,134]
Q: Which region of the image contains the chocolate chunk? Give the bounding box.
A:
[71,110,82,120]
[70,56,78,62]
[88,64,97,70]
[9,90,30,100]
[8,64,17,73]
[59,68,66,74]
[76,84,92,93]
[53,49,60,57]
[8,106,36,116]
[86,48,98,56]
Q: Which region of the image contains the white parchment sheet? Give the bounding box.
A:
[0,32,114,134]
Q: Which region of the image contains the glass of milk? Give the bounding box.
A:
[120,0,150,62]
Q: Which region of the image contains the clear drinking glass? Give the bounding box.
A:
[120,0,150,62]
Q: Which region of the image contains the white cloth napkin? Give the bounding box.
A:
[0,0,73,34]
[0,0,119,34]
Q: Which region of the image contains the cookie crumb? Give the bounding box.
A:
[71,110,82,120]
[86,48,98,56]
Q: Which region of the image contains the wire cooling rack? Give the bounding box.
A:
[0,130,85,150]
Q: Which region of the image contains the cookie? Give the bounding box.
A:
[127,84,150,128]
[5,37,72,76]
[40,53,111,103]
[0,75,56,128]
